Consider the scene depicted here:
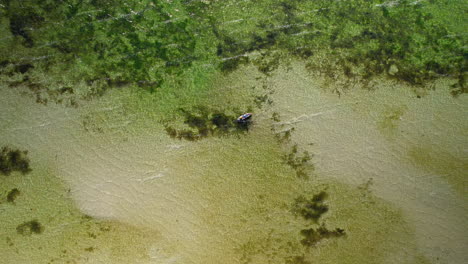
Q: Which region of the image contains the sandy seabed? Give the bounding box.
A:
[1,62,467,264]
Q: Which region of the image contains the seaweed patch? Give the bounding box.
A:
[16,220,44,235]
[282,144,313,179]
[164,106,251,141]
[300,225,345,247]
[6,188,21,203]
[1,0,198,105]
[84,246,95,252]
[0,146,32,176]
[1,0,462,111]
[6,237,14,247]
[209,0,466,89]
[291,191,328,223]
[292,191,346,247]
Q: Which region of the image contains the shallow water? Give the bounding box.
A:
[1,1,467,264]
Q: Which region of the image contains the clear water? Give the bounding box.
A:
[1,1,467,263]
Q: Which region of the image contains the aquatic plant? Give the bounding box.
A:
[208,0,467,88]
[254,93,272,108]
[16,219,44,235]
[283,144,313,178]
[0,0,464,111]
[300,225,345,247]
[274,127,295,143]
[0,146,32,176]
[1,0,199,101]
[84,247,95,252]
[6,188,21,203]
[291,191,328,223]
[163,106,251,141]
[5,237,13,247]
[450,72,467,97]
[291,191,346,248]
[271,112,281,122]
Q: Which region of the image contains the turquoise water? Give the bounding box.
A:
[1,1,467,263]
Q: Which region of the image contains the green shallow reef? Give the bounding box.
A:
[0,0,467,263]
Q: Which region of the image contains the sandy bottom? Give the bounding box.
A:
[0,62,466,263]
[267,63,468,263]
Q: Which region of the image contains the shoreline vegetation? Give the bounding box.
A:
[0,0,466,108]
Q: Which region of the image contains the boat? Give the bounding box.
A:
[236,113,252,122]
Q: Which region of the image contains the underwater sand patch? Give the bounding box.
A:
[268,62,468,263]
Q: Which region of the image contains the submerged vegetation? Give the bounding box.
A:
[164,106,251,141]
[208,0,467,90]
[292,191,346,247]
[16,219,44,235]
[0,0,199,103]
[283,144,313,179]
[0,0,465,108]
[6,188,21,203]
[292,191,329,223]
[300,225,346,247]
[0,146,31,176]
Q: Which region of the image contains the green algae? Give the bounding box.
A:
[206,0,467,87]
[0,0,203,103]
[0,0,466,110]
